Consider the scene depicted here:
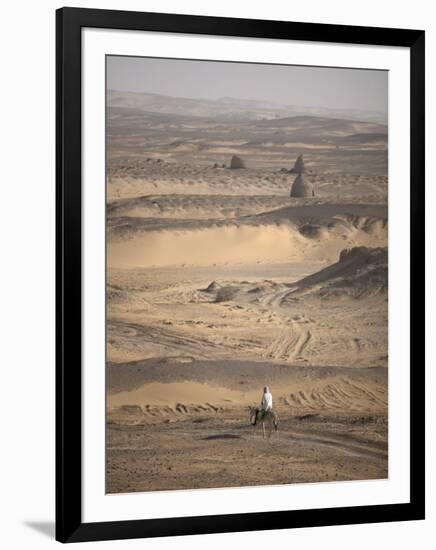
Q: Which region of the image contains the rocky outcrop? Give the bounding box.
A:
[201,281,222,293]
[295,246,388,299]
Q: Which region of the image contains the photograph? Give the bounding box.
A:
[0,0,430,546]
[105,56,389,494]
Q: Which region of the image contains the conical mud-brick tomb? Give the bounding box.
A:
[230,155,246,169]
[289,154,306,174]
[290,155,315,198]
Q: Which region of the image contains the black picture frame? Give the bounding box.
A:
[56,6,425,543]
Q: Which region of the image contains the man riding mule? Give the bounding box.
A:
[250,386,279,439]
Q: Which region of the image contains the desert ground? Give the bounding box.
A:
[106,91,388,493]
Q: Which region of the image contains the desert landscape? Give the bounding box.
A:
[106,66,388,494]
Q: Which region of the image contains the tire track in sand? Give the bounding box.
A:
[287,431,387,461]
[257,286,311,363]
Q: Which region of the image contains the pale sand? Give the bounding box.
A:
[106,101,388,493]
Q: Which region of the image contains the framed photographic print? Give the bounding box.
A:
[56,7,425,543]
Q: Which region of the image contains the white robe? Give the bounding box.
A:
[261,392,273,411]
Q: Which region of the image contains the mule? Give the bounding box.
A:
[249,406,279,440]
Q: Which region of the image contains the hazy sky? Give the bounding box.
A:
[107,56,388,115]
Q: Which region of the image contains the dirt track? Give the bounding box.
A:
[106,409,387,493]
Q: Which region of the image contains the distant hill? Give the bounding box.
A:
[342,133,388,144]
[256,115,387,135]
[107,90,387,124]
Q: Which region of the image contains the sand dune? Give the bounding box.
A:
[107,357,387,415]
[108,376,387,420]
[107,194,288,219]
[108,159,388,200]
[107,244,387,369]
[106,94,388,493]
[108,105,388,175]
[108,194,387,222]
[107,218,386,268]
